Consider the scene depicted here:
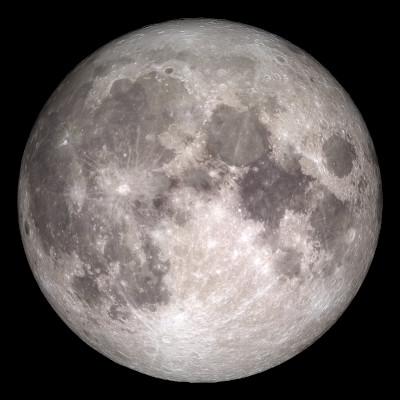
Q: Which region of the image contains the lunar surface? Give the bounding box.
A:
[18,19,382,382]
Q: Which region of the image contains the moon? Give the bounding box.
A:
[18,19,382,382]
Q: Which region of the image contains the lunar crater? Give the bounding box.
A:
[323,134,356,178]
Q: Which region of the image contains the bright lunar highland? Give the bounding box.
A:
[18,19,382,382]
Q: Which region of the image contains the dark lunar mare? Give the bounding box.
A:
[206,104,271,166]
[24,70,202,313]
[236,149,356,278]
[309,187,354,277]
[322,134,356,178]
[238,154,314,229]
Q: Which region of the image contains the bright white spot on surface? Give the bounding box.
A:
[116,183,130,195]
[208,170,219,178]
[207,239,218,249]
[69,181,86,212]
[347,228,356,243]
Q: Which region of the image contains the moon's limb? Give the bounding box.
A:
[18,19,382,382]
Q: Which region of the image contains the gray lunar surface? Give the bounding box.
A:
[18,19,382,382]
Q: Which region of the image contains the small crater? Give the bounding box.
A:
[168,177,181,189]
[164,67,174,74]
[323,134,356,178]
[357,175,368,193]
[153,196,166,210]
[275,55,286,64]
[264,95,287,116]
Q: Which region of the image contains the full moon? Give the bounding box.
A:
[18,19,382,382]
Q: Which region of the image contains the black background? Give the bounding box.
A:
[6,2,396,394]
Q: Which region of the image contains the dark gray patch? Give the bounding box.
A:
[354,175,368,210]
[89,72,190,167]
[164,67,174,74]
[72,273,102,307]
[323,135,356,178]
[183,168,213,192]
[119,237,170,310]
[108,304,129,321]
[24,220,30,236]
[310,189,354,276]
[310,190,352,249]
[152,196,166,210]
[98,78,148,131]
[175,50,199,64]
[104,235,134,264]
[206,104,271,166]
[110,78,146,102]
[276,56,286,64]
[93,63,110,77]
[223,55,256,73]
[239,154,314,228]
[168,177,180,189]
[264,96,287,116]
[275,248,302,279]
[151,190,188,225]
